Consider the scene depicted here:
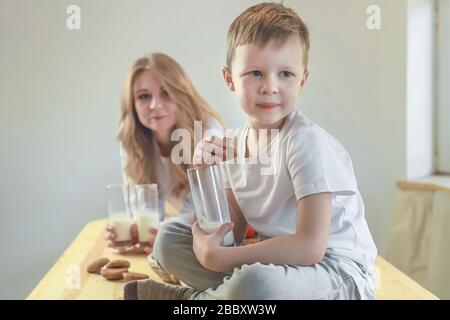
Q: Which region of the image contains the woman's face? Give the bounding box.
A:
[132,70,178,137]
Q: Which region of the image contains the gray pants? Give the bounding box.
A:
[152,221,375,300]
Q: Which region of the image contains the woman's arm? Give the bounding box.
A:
[203,192,332,273]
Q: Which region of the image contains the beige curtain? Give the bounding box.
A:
[387,188,450,299]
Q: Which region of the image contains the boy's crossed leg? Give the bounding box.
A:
[124,222,373,300]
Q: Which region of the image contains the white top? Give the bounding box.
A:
[220,109,377,269]
[120,117,223,226]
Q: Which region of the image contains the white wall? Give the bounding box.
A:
[406,0,435,179]
[437,0,450,173]
[0,0,410,298]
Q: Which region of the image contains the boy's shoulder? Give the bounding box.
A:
[282,110,348,154]
[283,110,327,141]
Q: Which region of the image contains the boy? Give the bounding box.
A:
[124,2,377,300]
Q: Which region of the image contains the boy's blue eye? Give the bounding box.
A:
[250,71,262,77]
[280,71,294,78]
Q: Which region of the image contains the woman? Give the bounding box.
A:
[106,52,224,254]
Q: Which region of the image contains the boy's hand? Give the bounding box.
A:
[191,220,234,269]
[193,136,237,166]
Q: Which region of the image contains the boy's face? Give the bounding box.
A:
[223,36,309,130]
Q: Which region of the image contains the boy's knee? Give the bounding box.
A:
[152,222,181,269]
[224,263,276,300]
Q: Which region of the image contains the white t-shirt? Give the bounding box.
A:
[120,117,223,226]
[220,109,377,269]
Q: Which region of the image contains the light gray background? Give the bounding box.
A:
[0,0,432,298]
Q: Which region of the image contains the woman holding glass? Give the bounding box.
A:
[105,52,224,254]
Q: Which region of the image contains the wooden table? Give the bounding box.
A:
[27,219,439,300]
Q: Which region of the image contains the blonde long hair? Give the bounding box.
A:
[118,52,224,197]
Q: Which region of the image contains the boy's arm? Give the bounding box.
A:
[226,189,248,245]
[205,192,332,273]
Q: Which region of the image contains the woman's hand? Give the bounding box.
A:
[193,136,236,166]
[104,223,158,255]
[134,226,158,254]
[191,220,234,270]
[105,223,136,248]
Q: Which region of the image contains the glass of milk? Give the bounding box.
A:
[134,184,159,246]
[106,183,133,247]
[187,164,235,246]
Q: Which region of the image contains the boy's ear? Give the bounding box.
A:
[222,67,235,91]
[300,69,310,90]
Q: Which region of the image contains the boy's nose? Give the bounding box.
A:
[260,77,279,95]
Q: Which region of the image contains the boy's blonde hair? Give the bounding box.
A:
[226,2,310,71]
[118,52,224,197]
